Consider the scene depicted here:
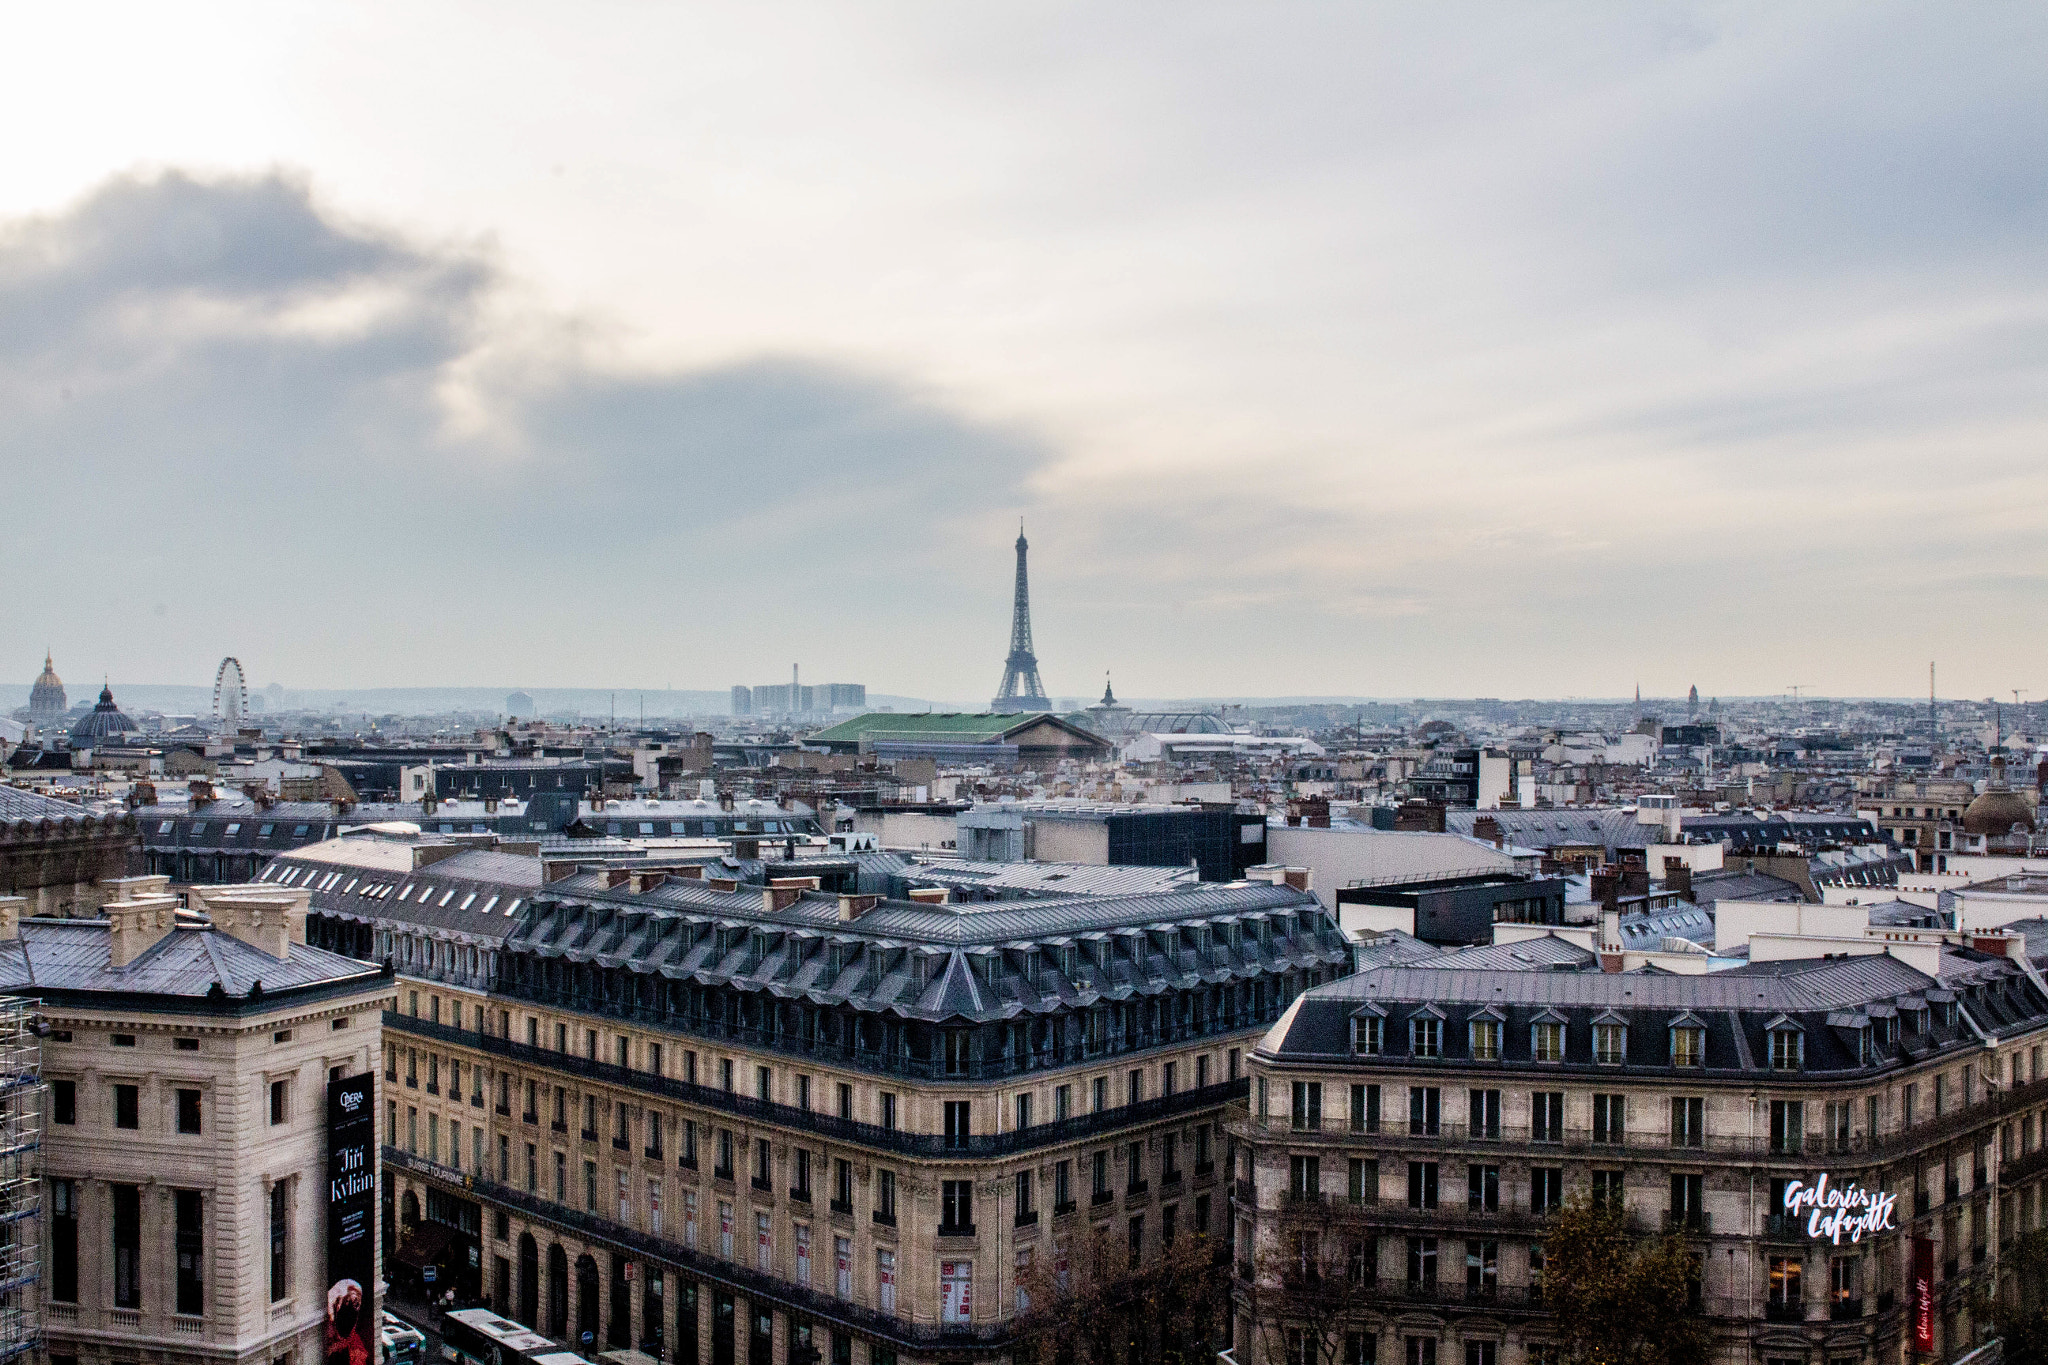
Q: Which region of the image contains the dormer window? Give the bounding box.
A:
[1352,1016,1384,1056]
[1670,1026,1705,1068]
[1768,1028,1804,1071]
[1594,1023,1627,1066]
[1532,1022,1565,1063]
[1469,1020,1501,1062]
[1410,1018,1441,1059]
[1934,1001,1958,1029]
[1857,1028,1873,1066]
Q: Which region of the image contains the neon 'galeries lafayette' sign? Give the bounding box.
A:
[1782,1174,1897,1244]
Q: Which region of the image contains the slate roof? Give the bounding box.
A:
[0,917,382,1006]
[1442,807,1881,855]
[1691,868,1806,903]
[1614,904,1716,949]
[1262,944,2045,1076]
[1347,929,1444,971]
[1443,809,1647,851]
[807,713,1051,744]
[1414,934,1597,972]
[276,832,1349,1022]
[261,842,542,944]
[0,786,112,824]
[505,879,1345,1023]
[894,859,1204,900]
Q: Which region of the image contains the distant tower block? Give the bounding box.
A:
[991,524,1052,712]
[213,657,247,732]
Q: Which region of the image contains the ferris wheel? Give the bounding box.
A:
[214,657,248,731]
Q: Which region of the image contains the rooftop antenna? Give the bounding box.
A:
[1930,662,1939,741]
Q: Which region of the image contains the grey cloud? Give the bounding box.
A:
[0,171,1047,687]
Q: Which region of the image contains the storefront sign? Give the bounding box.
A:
[326,1074,377,1365]
[1912,1237,1935,1353]
[1780,1173,1896,1244]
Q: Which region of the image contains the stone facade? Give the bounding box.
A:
[0,802,140,916]
[1231,950,2048,1365]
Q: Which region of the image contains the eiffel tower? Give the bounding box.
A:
[991,523,1052,711]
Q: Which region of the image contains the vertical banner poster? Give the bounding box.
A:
[1911,1236,1935,1355]
[327,1073,378,1365]
[940,1261,973,1324]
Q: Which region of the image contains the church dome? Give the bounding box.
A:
[69,684,136,744]
[1965,758,2035,838]
[1964,787,2034,837]
[27,652,65,720]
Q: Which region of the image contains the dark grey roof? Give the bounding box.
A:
[1692,869,1805,903]
[1444,809,1647,852]
[263,843,540,944]
[1303,950,1933,1012]
[891,859,1203,900]
[277,832,1350,1022]
[0,787,115,824]
[69,685,138,742]
[1349,929,1444,971]
[1416,934,1596,971]
[1263,946,2036,1075]
[1615,904,1717,948]
[0,917,381,1004]
[507,879,1345,1023]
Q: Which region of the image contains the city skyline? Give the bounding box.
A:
[5,4,2046,699]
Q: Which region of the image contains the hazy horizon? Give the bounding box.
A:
[6,4,2045,701]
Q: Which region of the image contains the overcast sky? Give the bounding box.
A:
[5,2,2045,703]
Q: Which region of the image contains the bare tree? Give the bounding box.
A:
[1017,1223,1228,1365]
[1246,1198,1384,1365]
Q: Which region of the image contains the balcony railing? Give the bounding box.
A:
[1663,1209,1712,1235]
[1357,1281,1541,1312]
[1237,1071,2048,1163]
[385,1145,1017,1353]
[388,1010,1246,1158]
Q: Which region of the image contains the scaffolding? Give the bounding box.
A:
[0,999,42,1365]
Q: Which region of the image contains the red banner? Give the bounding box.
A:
[1912,1236,1935,1354]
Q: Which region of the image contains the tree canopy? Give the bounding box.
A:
[1541,1199,1709,1365]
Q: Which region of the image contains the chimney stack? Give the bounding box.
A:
[1662,857,1694,902]
[837,893,879,921]
[106,892,181,968]
[192,886,308,960]
[1599,904,1625,973]
[907,887,950,905]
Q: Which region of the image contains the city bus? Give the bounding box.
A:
[440,1309,590,1365]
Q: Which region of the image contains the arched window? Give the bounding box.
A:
[519,1233,539,1326]
[576,1254,600,1341]
[547,1244,568,1337]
